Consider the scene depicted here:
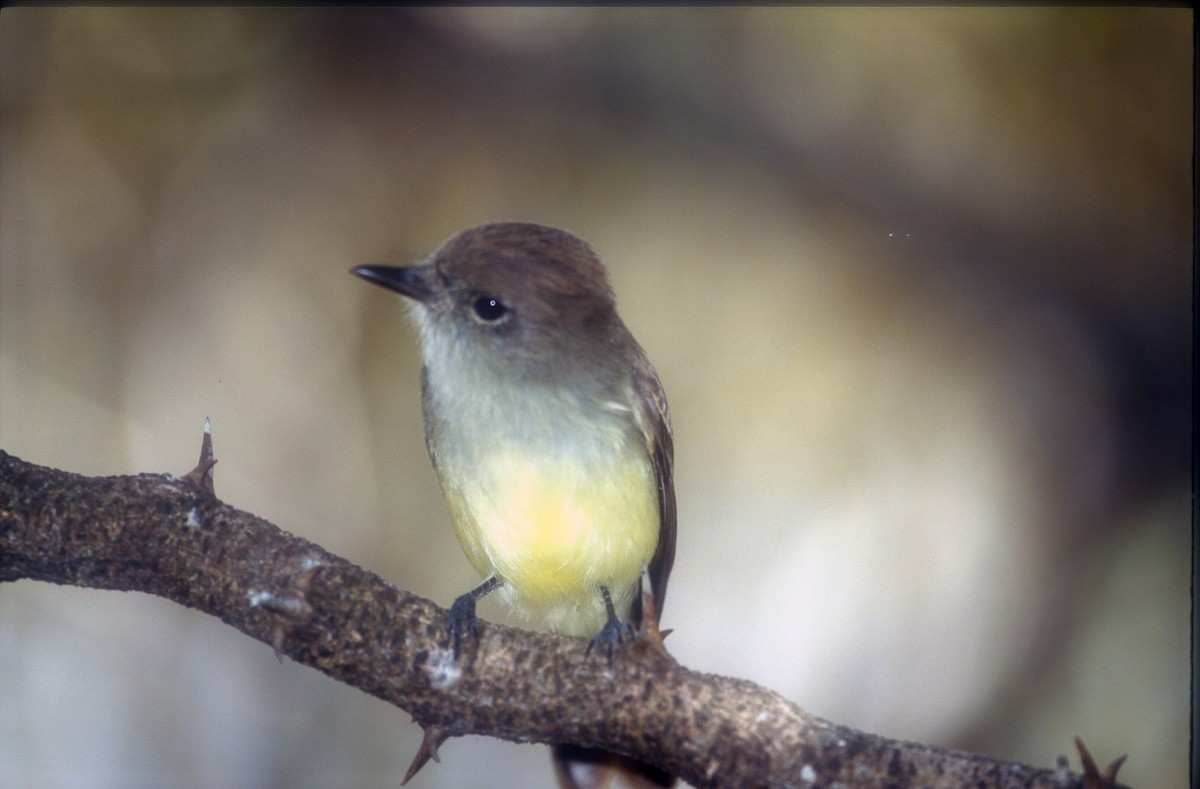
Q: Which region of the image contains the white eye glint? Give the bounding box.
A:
[472,295,509,323]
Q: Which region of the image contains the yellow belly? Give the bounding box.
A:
[439,446,659,637]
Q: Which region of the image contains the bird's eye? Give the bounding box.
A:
[472,295,509,323]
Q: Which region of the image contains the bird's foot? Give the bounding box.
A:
[447,576,502,658]
[586,585,635,663]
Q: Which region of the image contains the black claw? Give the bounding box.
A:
[447,594,479,658]
[587,585,634,663]
[586,616,634,663]
[447,576,502,658]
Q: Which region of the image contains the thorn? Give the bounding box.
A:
[1076,738,1097,786]
[183,417,217,494]
[1076,736,1127,788]
[248,564,324,663]
[401,726,449,785]
[1103,755,1128,783]
[630,569,671,660]
[291,564,322,596]
[271,623,286,664]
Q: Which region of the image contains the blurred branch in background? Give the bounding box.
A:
[0,8,1189,788]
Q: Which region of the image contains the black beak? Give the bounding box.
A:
[351,265,440,305]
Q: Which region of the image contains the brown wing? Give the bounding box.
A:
[629,347,675,626]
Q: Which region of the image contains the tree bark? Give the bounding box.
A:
[0,449,1126,788]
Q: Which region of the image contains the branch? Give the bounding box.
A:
[0,446,1127,788]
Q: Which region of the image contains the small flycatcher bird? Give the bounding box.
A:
[353,222,676,788]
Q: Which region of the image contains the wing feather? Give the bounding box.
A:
[629,348,675,625]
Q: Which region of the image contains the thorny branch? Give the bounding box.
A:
[0,442,1128,788]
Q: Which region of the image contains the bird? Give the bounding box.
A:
[353,221,676,788]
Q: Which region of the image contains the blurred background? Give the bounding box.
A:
[0,8,1190,788]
